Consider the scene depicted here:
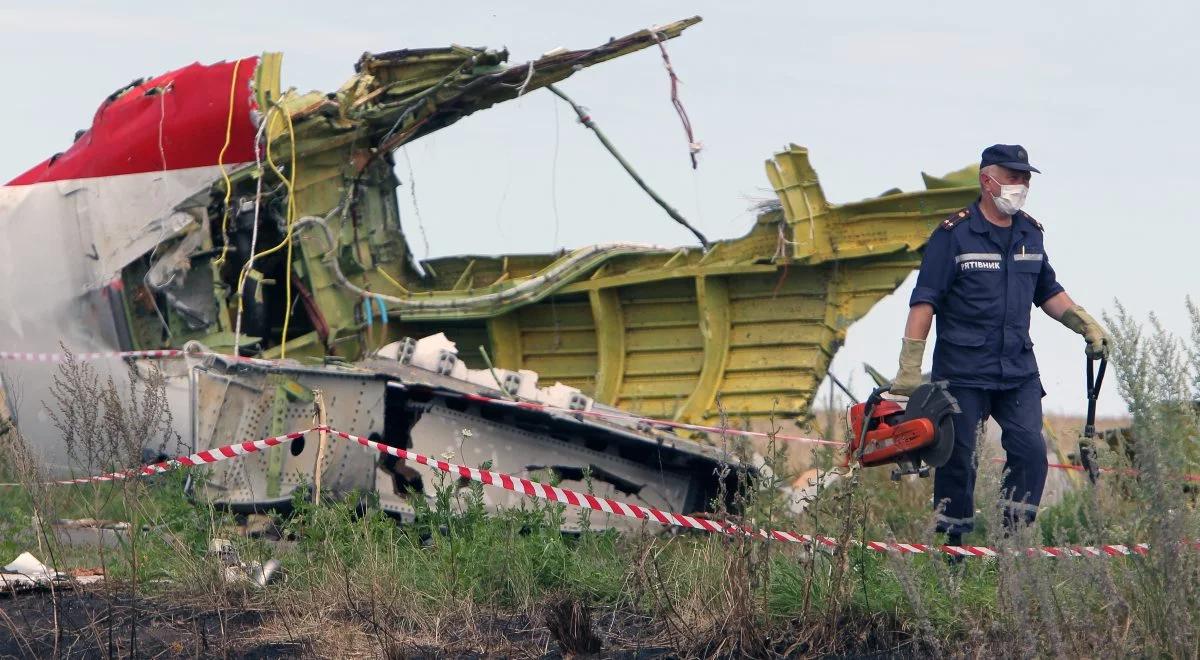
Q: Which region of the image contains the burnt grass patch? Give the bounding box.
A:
[0,302,1197,657]
[0,588,929,659]
[0,589,300,658]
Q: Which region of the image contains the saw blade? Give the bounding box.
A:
[900,382,960,469]
[918,417,957,468]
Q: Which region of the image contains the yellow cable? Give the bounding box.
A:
[279,107,297,358]
[212,59,243,272]
[232,101,297,356]
[231,106,275,343]
[230,106,277,343]
[259,105,295,256]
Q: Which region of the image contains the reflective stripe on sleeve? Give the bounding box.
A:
[1013,253,1044,261]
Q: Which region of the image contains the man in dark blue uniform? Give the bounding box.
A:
[891,144,1110,544]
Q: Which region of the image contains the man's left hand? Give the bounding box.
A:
[1058,305,1111,359]
[1083,327,1110,360]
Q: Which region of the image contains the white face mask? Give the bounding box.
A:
[987,175,1028,215]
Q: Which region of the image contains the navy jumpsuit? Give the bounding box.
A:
[909,201,1064,535]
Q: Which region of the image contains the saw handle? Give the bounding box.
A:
[1079,356,1107,484]
[865,385,891,407]
[854,385,891,463]
[1085,357,1107,437]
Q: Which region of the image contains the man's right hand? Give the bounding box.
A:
[891,337,926,396]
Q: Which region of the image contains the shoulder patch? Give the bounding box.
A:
[940,208,970,231]
[1021,212,1044,231]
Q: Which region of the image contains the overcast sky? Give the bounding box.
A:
[2,1,1196,417]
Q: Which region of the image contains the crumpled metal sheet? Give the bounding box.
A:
[260,17,703,161]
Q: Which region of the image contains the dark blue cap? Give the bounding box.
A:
[981,144,1040,173]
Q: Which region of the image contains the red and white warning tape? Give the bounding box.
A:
[2,348,1195,483]
[0,348,278,367]
[991,458,1200,484]
[0,348,841,447]
[0,349,185,363]
[457,391,846,447]
[328,427,1179,559]
[6,429,313,486]
[1,425,1189,558]
[454,392,1200,485]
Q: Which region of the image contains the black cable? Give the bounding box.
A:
[545,84,709,249]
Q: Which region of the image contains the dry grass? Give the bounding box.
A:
[1,302,1199,657]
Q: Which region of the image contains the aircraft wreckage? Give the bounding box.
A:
[0,17,980,526]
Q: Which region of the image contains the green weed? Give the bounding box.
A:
[0,301,1198,656]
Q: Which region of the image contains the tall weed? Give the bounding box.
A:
[2,303,1199,656]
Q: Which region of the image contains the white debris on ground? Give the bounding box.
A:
[0,552,104,593]
[208,538,281,587]
[54,518,130,530]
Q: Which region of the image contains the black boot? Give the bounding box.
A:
[944,533,965,566]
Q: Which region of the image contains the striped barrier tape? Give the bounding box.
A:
[0,424,1187,558]
[1038,459,1200,483]
[326,427,1178,559]
[0,348,842,447]
[0,429,314,486]
[0,349,185,363]
[455,392,1200,484]
[0,348,276,367]
[455,391,845,447]
[2,348,1194,483]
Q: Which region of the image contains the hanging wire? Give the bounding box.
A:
[156,81,173,171]
[650,28,701,169]
[212,59,244,272]
[232,113,270,355]
[401,147,430,260]
[232,98,299,358]
[550,96,562,250]
[546,84,708,248]
[277,107,299,358]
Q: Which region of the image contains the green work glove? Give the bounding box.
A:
[1058,305,1111,359]
[891,337,926,396]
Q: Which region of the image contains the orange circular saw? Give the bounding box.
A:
[845,382,960,480]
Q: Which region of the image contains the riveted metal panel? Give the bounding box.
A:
[192,365,383,509]
[376,402,698,533]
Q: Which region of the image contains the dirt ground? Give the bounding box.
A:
[0,589,301,658]
[0,586,924,659]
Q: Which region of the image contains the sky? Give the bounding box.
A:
[1,0,1197,417]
